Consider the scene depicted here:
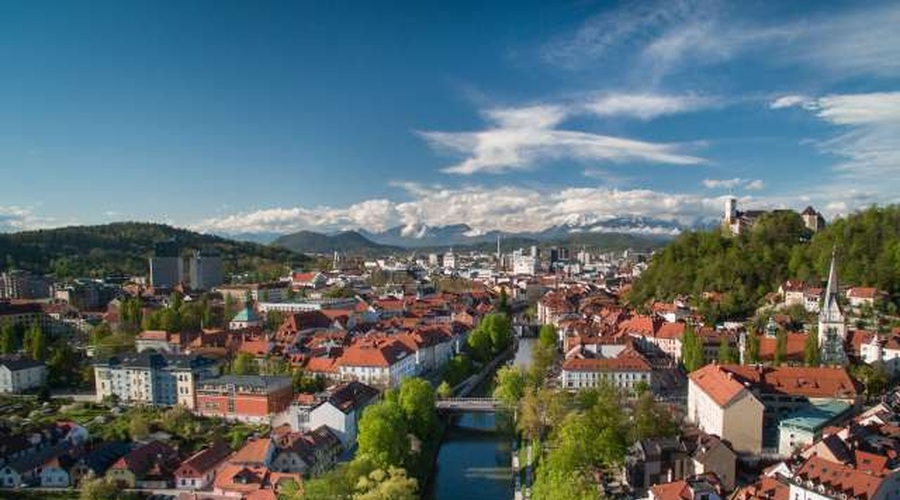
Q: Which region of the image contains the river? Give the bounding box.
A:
[427,337,535,500]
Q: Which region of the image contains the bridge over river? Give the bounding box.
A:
[436,397,507,413]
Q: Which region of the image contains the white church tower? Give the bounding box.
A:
[818,249,847,365]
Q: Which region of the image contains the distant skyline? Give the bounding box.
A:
[2,0,899,236]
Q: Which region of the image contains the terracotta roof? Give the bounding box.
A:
[722,365,861,399]
[733,476,789,500]
[656,322,686,340]
[230,438,272,466]
[177,441,232,478]
[649,480,692,500]
[796,456,884,499]
[757,333,807,361]
[689,364,750,407]
[848,287,879,299]
[338,337,414,368]
[562,355,651,373]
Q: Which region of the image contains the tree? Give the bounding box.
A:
[493,366,526,407]
[26,323,46,361]
[80,476,121,500]
[539,324,557,350]
[0,321,15,354]
[681,326,704,372]
[353,467,418,500]
[47,342,81,387]
[774,329,788,367]
[436,381,452,399]
[804,328,820,367]
[357,400,409,469]
[129,414,150,440]
[232,352,257,375]
[746,331,761,364]
[632,392,678,441]
[717,336,736,364]
[466,326,492,362]
[398,378,437,441]
[483,313,512,354]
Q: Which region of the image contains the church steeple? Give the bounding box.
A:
[819,247,847,365]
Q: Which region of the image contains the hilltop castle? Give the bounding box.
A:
[722,197,825,236]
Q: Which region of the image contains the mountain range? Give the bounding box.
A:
[268,217,687,254]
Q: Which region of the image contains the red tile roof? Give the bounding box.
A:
[689,364,750,407]
[796,456,884,499]
[338,337,414,368]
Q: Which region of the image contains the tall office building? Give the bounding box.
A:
[149,241,183,288]
[189,248,224,290]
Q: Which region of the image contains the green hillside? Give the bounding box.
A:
[0,222,308,280]
[630,205,900,321]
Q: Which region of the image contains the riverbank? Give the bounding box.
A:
[426,338,535,500]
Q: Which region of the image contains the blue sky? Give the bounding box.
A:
[1,0,898,235]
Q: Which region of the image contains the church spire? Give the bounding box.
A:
[824,245,840,305]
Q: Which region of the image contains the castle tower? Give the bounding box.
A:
[818,248,847,365]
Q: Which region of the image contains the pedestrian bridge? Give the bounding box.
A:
[436,397,506,412]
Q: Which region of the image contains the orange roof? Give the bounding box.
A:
[562,355,651,373]
[338,337,414,368]
[214,464,267,493]
[848,287,879,299]
[230,438,271,466]
[796,456,884,499]
[649,480,692,500]
[305,356,340,374]
[656,322,686,340]
[733,476,789,500]
[757,333,806,361]
[689,364,750,407]
[722,365,860,399]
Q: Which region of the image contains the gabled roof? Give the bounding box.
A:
[230,438,272,466]
[796,456,885,499]
[689,364,753,407]
[324,381,379,413]
[177,441,232,477]
[0,356,44,371]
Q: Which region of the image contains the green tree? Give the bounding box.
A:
[717,336,736,364]
[436,381,452,399]
[774,329,788,367]
[80,476,121,500]
[129,413,150,440]
[804,329,820,367]
[632,392,678,441]
[746,331,761,364]
[0,321,15,354]
[232,352,258,375]
[493,366,526,407]
[26,323,46,361]
[398,378,437,441]
[681,326,704,372]
[47,342,81,387]
[357,400,409,469]
[497,288,511,317]
[538,324,557,350]
[466,326,492,362]
[483,313,512,354]
[353,467,418,500]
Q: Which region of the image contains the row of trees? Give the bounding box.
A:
[466,313,513,362]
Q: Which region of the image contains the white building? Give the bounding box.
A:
[273,381,380,449]
[93,352,219,408]
[687,364,765,454]
[0,357,47,394]
[560,352,653,394]
[337,337,416,388]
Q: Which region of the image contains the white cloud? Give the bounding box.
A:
[418,99,707,175]
[0,206,59,232]
[542,2,900,82]
[776,92,900,181]
[701,178,764,190]
[745,179,765,190]
[769,95,811,109]
[192,183,732,236]
[584,93,716,120]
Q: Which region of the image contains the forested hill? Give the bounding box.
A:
[629,205,900,320]
[0,222,308,280]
